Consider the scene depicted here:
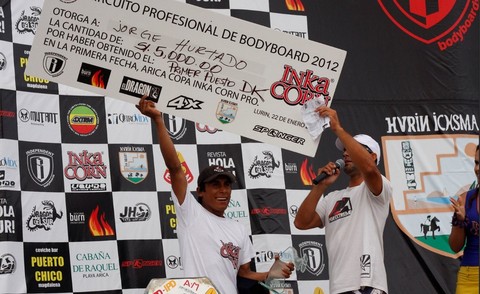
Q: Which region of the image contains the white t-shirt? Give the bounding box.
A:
[316,176,392,294]
[172,191,255,294]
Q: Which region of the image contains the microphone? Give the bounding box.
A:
[312,159,345,185]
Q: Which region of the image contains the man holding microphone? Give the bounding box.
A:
[295,105,392,294]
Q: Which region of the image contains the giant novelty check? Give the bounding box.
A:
[26,0,347,156]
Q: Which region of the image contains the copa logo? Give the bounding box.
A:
[67,103,99,136]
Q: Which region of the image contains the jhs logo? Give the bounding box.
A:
[119,203,151,222]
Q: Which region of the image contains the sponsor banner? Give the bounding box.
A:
[23,242,72,293]
[384,134,478,257]
[26,0,346,156]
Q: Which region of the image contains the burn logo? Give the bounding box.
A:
[89,205,114,236]
[77,62,111,89]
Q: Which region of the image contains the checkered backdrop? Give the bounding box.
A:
[1,0,479,293]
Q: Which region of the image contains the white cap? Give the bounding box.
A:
[335,134,381,165]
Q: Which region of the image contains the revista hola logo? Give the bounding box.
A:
[378,0,479,50]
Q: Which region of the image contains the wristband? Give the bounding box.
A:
[451,213,468,228]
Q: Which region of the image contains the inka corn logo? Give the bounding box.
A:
[67,103,99,136]
[270,64,332,106]
[378,0,479,50]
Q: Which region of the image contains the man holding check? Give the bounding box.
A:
[136,95,294,293]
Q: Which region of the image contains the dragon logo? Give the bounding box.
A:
[248,151,280,179]
[26,200,63,231]
[15,6,41,34]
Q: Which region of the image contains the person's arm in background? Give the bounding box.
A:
[449,193,467,252]
[136,95,187,204]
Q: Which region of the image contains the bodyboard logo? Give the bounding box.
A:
[378,0,471,44]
